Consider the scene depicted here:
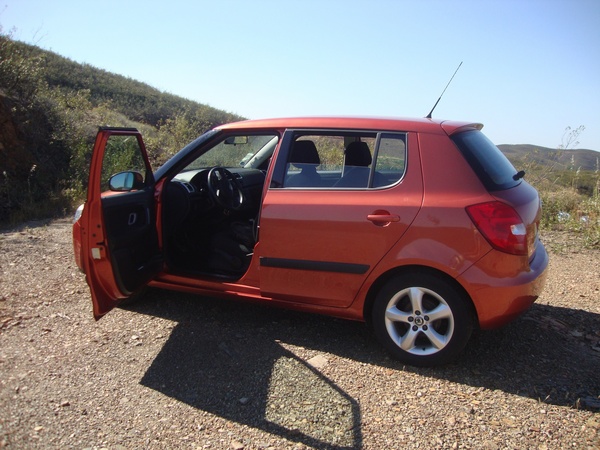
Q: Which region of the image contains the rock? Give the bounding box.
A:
[230,441,244,450]
[586,417,600,429]
[306,354,328,370]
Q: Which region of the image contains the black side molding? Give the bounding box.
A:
[260,257,369,275]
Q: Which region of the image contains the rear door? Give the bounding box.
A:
[258,129,423,307]
[81,128,162,319]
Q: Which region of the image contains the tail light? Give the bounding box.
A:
[466,201,532,256]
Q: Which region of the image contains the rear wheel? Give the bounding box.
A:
[372,273,473,366]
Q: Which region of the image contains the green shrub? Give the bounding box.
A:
[540,187,600,248]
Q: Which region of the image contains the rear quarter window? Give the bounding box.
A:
[451,130,520,191]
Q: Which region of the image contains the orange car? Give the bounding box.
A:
[73,117,548,366]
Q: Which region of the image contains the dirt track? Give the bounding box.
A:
[1,219,599,449]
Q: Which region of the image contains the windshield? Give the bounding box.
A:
[183,134,278,171]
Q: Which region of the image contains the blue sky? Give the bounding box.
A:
[2,0,599,150]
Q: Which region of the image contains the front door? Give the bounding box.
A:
[81,128,162,319]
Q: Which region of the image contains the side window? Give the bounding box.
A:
[284,135,348,188]
[101,135,149,192]
[373,133,406,188]
[281,131,406,189]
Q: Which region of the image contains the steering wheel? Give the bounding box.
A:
[206,167,246,211]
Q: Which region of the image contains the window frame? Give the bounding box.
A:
[271,128,408,190]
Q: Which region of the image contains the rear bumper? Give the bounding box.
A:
[458,239,549,329]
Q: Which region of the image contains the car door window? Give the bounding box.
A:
[100,135,150,192]
[280,131,406,189]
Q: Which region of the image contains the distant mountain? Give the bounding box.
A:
[498,144,599,172]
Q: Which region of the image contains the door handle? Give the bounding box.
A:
[367,212,400,227]
[128,212,138,226]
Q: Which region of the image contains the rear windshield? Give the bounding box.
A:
[451,130,520,191]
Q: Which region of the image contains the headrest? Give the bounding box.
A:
[344,141,373,167]
[290,140,320,165]
[345,141,372,166]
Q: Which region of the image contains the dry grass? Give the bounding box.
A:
[539,187,600,249]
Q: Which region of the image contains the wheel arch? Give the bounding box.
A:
[362,265,479,329]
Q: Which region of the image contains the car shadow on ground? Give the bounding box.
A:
[133,290,366,449]
[126,289,600,449]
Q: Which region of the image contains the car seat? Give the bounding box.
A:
[334,141,372,187]
[285,140,322,187]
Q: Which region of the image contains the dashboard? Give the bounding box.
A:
[163,167,266,226]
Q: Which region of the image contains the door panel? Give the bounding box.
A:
[259,190,420,307]
[82,128,161,319]
[102,189,162,294]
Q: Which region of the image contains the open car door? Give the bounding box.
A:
[81,128,162,319]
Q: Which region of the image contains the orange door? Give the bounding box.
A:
[258,131,423,307]
[81,128,161,319]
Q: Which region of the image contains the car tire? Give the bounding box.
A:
[372,272,473,366]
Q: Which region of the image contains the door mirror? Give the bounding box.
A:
[109,171,145,191]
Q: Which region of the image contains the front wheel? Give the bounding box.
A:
[372,273,474,366]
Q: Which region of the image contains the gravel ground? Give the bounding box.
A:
[0,219,599,449]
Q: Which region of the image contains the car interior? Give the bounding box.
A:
[161,134,275,279]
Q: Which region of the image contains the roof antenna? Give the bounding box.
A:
[426,61,463,119]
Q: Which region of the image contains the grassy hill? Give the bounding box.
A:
[498,144,599,198]
[499,144,599,172]
[0,31,244,223]
[6,37,244,129]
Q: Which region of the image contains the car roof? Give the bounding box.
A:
[217,116,483,135]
